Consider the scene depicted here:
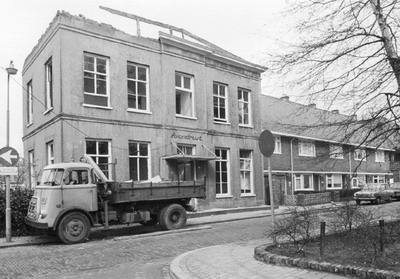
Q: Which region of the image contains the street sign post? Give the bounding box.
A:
[0,146,19,243]
[258,130,277,244]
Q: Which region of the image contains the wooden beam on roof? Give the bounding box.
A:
[99,6,218,48]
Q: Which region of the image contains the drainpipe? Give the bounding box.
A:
[290,138,295,195]
[349,149,352,186]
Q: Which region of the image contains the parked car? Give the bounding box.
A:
[353,183,394,205]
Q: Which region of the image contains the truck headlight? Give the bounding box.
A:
[39,210,48,219]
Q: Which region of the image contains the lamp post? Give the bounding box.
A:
[5,61,17,243]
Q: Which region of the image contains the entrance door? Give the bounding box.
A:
[265,175,286,205]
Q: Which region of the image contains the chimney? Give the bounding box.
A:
[331,109,339,114]
[280,95,289,101]
[308,103,316,108]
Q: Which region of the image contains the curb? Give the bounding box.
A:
[254,244,400,279]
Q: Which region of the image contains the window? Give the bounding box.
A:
[375,150,385,162]
[326,174,342,189]
[63,170,89,185]
[238,88,251,125]
[127,63,149,111]
[351,176,366,188]
[46,141,54,165]
[28,150,36,188]
[27,80,33,125]
[175,73,194,117]
[213,83,227,123]
[83,53,109,107]
[177,144,195,181]
[86,140,111,179]
[329,144,343,159]
[373,175,385,183]
[45,59,53,110]
[274,136,282,154]
[215,148,230,196]
[298,140,315,157]
[240,150,253,195]
[354,148,366,161]
[129,142,150,181]
[294,174,313,190]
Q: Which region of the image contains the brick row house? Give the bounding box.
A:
[261,95,395,205]
[22,10,266,210]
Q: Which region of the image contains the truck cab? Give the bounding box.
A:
[26,162,98,242]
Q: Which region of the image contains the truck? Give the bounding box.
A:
[25,155,206,244]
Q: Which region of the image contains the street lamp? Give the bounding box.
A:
[5,61,17,243]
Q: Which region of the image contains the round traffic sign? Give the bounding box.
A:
[258,130,275,157]
[0,147,20,167]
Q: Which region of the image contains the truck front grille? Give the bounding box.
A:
[27,198,38,220]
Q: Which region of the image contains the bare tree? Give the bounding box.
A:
[268,0,400,147]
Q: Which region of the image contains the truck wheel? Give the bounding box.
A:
[57,212,90,244]
[159,204,187,230]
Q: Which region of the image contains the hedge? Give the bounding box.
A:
[0,187,42,237]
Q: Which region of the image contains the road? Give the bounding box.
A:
[0,216,269,279]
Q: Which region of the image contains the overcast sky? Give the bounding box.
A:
[0,0,289,155]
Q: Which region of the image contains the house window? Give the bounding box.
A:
[298,140,315,157]
[274,136,282,154]
[46,141,54,165]
[375,150,385,162]
[354,148,366,161]
[215,148,230,196]
[129,142,150,181]
[175,72,194,117]
[329,144,343,159]
[213,83,228,123]
[373,175,385,183]
[240,150,253,195]
[351,175,366,188]
[127,63,149,111]
[326,174,342,189]
[86,140,111,179]
[294,174,313,190]
[27,80,33,124]
[238,88,251,125]
[176,144,195,181]
[45,59,53,110]
[28,150,36,188]
[83,53,109,107]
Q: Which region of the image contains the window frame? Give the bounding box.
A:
[329,144,343,159]
[298,140,316,157]
[375,150,385,163]
[294,174,314,191]
[83,53,110,108]
[128,141,150,181]
[351,175,366,189]
[127,62,150,112]
[46,141,54,165]
[373,175,385,183]
[326,174,343,189]
[175,72,194,118]
[28,150,36,188]
[213,82,228,123]
[27,80,33,125]
[215,148,231,197]
[239,150,254,196]
[85,139,112,179]
[45,58,53,111]
[354,148,366,161]
[274,136,282,154]
[238,88,251,126]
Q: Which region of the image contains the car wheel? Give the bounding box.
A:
[376,197,381,204]
[356,200,361,205]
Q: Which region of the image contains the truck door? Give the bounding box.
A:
[62,168,98,211]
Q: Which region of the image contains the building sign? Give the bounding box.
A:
[0,167,18,176]
[171,132,202,141]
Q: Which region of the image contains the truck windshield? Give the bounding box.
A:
[40,168,64,186]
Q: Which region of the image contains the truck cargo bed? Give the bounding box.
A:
[108,178,206,204]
